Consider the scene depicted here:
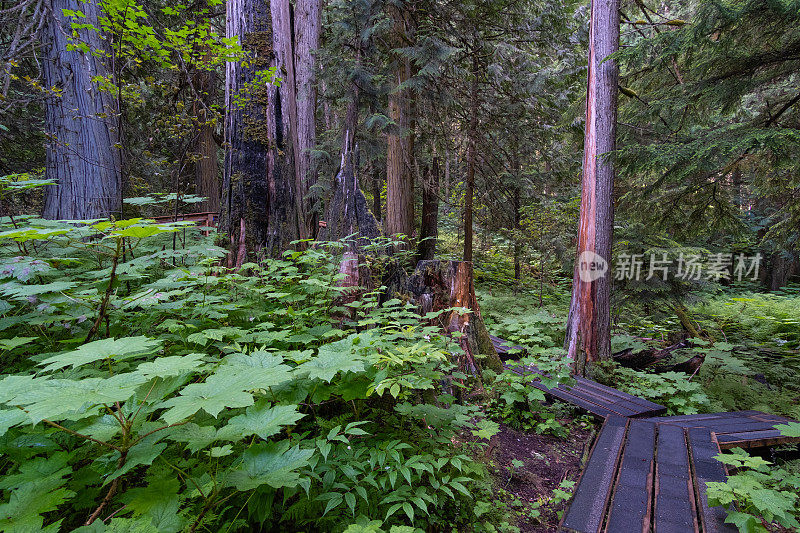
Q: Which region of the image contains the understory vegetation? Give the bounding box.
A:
[3,0,800,530]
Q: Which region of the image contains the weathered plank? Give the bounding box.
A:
[574,377,667,415]
[687,428,737,533]
[651,411,800,449]
[654,424,697,533]
[716,430,800,450]
[507,364,666,419]
[605,420,656,532]
[561,415,628,532]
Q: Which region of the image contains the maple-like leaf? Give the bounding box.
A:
[295,339,365,382]
[217,401,305,441]
[39,336,162,372]
[225,440,313,491]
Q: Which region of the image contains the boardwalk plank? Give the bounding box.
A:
[687,428,737,533]
[606,420,656,532]
[654,424,697,533]
[561,416,628,532]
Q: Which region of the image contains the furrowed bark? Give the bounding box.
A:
[42,0,122,220]
[417,156,440,261]
[385,3,413,241]
[565,0,620,375]
[221,0,271,264]
[293,0,321,236]
[222,0,301,264]
[193,66,219,213]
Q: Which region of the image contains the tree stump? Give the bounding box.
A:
[334,252,373,320]
[406,260,503,375]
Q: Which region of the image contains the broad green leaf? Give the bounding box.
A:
[295,338,365,382]
[775,421,800,437]
[226,441,313,491]
[7,373,147,424]
[0,280,77,299]
[471,419,500,440]
[164,422,218,452]
[216,401,304,441]
[40,336,162,372]
[0,336,37,351]
[219,351,293,389]
[158,380,253,425]
[102,437,168,485]
[0,454,74,533]
[0,408,27,437]
[135,353,205,379]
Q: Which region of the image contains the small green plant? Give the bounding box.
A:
[594,361,710,415]
[485,356,572,437]
[706,446,800,532]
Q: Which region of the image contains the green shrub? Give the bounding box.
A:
[593,361,710,415]
[0,213,501,531]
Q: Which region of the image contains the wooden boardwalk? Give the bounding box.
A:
[641,410,800,449]
[495,336,667,419]
[561,416,739,533]
[490,336,800,532]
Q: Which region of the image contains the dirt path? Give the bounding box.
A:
[487,421,596,532]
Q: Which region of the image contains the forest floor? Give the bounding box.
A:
[486,420,596,532]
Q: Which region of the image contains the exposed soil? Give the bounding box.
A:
[485,419,597,532]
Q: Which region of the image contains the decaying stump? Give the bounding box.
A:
[330,252,374,323]
[406,260,503,375]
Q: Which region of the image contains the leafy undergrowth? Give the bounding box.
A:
[0,216,536,532]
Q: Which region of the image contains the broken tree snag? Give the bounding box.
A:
[406,260,503,375]
[318,150,381,250]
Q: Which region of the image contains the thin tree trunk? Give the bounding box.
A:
[372,163,382,222]
[385,4,413,240]
[418,156,440,260]
[193,67,219,213]
[513,186,521,289]
[463,47,479,264]
[564,0,620,375]
[42,0,122,219]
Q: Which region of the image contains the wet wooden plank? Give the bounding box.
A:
[654,424,698,533]
[687,428,737,533]
[573,377,667,413]
[490,335,526,356]
[716,430,800,449]
[606,420,656,532]
[529,381,616,419]
[557,385,643,417]
[642,411,757,424]
[561,416,628,532]
[700,420,786,434]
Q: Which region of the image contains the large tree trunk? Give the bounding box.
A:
[42,0,122,220]
[417,156,440,260]
[222,0,301,265]
[385,4,413,240]
[406,260,503,376]
[193,67,219,213]
[293,0,321,237]
[463,47,479,263]
[564,0,620,375]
